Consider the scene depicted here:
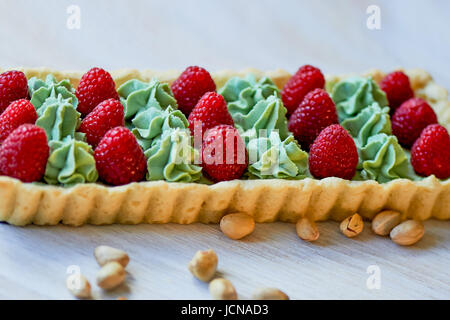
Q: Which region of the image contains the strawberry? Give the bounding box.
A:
[0,71,29,114]
[94,126,147,185]
[0,124,49,182]
[411,124,450,179]
[281,65,325,115]
[75,68,119,116]
[288,88,338,149]
[0,99,37,143]
[171,66,216,116]
[391,98,437,148]
[79,98,125,148]
[380,71,414,111]
[188,92,234,139]
[308,124,358,180]
[201,124,248,182]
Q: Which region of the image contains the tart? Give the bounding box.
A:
[0,67,448,226]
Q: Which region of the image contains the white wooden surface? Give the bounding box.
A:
[0,221,448,300]
[0,0,449,300]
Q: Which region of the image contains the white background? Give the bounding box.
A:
[0,0,449,300]
[0,0,449,87]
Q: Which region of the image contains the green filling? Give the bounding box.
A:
[132,105,188,150]
[246,131,308,179]
[219,75,289,140]
[332,76,388,122]
[333,77,419,182]
[35,94,81,142]
[145,129,202,182]
[118,79,177,120]
[118,78,202,182]
[45,136,98,185]
[354,133,419,183]
[28,75,78,110]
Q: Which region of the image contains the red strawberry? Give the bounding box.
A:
[171,66,216,116]
[288,88,338,149]
[380,71,414,111]
[411,124,450,179]
[0,124,49,182]
[94,126,147,185]
[75,68,119,117]
[79,98,125,148]
[202,124,248,182]
[281,65,325,115]
[0,71,29,114]
[392,98,437,148]
[0,99,38,143]
[188,92,234,139]
[309,124,358,180]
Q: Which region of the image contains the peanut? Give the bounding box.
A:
[66,274,91,299]
[371,210,401,236]
[252,287,289,300]
[94,245,130,268]
[209,278,237,300]
[390,220,425,246]
[220,213,255,240]
[340,213,364,237]
[296,218,319,241]
[96,261,126,290]
[188,249,218,282]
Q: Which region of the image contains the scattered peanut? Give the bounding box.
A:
[390,220,425,246]
[252,287,289,300]
[66,274,91,299]
[340,213,364,238]
[296,218,320,241]
[94,245,130,268]
[188,249,218,282]
[371,210,401,236]
[220,213,255,240]
[96,261,126,290]
[209,278,237,300]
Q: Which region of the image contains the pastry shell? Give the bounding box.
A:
[0,67,448,226]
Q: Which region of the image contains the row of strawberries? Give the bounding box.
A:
[0,64,448,185]
[157,65,449,181]
[0,66,243,184]
[0,68,139,185]
[283,66,449,180]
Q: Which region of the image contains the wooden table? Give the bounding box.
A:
[0,220,448,299]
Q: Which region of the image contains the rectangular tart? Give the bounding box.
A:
[0,67,448,226]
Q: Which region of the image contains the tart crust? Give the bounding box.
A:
[0,68,448,226]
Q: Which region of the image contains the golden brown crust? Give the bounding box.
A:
[0,67,448,226]
[0,176,448,226]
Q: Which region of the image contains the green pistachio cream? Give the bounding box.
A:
[44,136,98,185]
[219,75,290,140]
[145,129,202,182]
[132,105,188,150]
[341,102,392,146]
[118,78,201,182]
[354,133,419,183]
[118,79,178,120]
[28,75,78,110]
[332,77,419,182]
[35,94,81,142]
[332,76,388,122]
[246,131,309,179]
